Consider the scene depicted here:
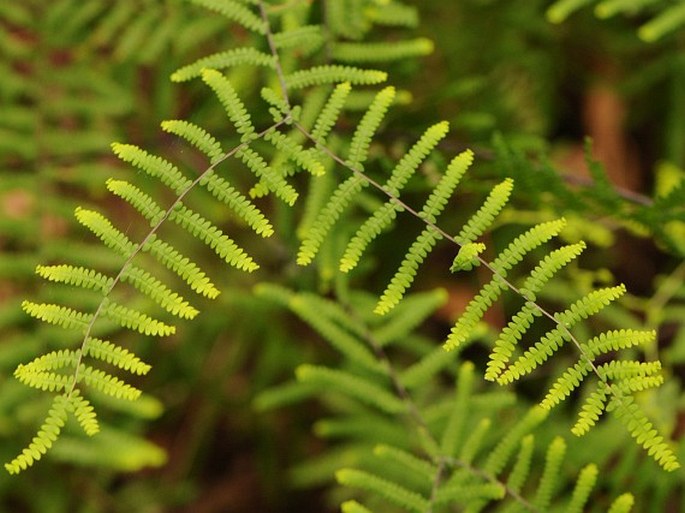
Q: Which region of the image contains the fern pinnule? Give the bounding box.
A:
[341,501,374,513]
[565,464,598,513]
[310,82,352,144]
[4,395,68,474]
[420,149,473,224]
[434,482,506,505]
[145,237,220,298]
[608,493,634,513]
[336,468,429,513]
[84,337,151,375]
[168,204,258,272]
[440,361,474,457]
[455,178,513,244]
[201,172,274,236]
[450,242,486,272]
[366,2,419,27]
[75,207,136,258]
[340,121,450,272]
[373,445,436,484]
[188,0,266,34]
[160,120,224,164]
[120,265,198,319]
[79,364,141,400]
[22,301,91,332]
[106,179,164,227]
[201,69,256,142]
[541,361,592,410]
[36,265,114,294]
[296,365,405,414]
[263,129,325,176]
[101,300,175,336]
[69,391,99,436]
[332,38,434,63]
[347,86,396,169]
[15,367,72,393]
[459,418,492,465]
[236,146,299,205]
[171,47,275,82]
[507,435,535,494]
[571,387,608,436]
[273,24,324,54]
[111,143,191,194]
[534,437,566,510]
[17,350,78,374]
[284,65,387,90]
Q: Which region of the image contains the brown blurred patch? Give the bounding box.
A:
[1,189,34,219]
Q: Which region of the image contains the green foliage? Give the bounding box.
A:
[2,0,683,511]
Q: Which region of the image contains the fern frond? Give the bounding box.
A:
[540,361,592,410]
[341,122,450,272]
[571,387,608,436]
[332,38,433,63]
[22,301,91,332]
[434,482,505,505]
[486,242,586,381]
[111,143,191,194]
[585,329,656,359]
[170,47,274,82]
[273,25,324,54]
[5,395,69,474]
[450,242,486,272]
[69,391,99,436]
[348,86,395,169]
[284,65,387,90]
[297,175,367,265]
[598,360,662,381]
[366,2,418,27]
[310,82,352,143]
[455,178,513,244]
[507,435,534,493]
[106,179,164,227]
[610,395,680,471]
[74,207,136,258]
[201,69,256,142]
[441,362,474,457]
[14,366,72,392]
[84,337,151,375]
[373,289,447,346]
[533,437,566,510]
[200,172,274,236]
[565,464,598,513]
[421,149,474,224]
[17,350,77,374]
[145,237,220,298]
[168,204,258,272]
[341,500,374,513]
[101,300,175,337]
[498,285,626,384]
[160,120,223,164]
[296,365,405,414]
[236,146,299,205]
[121,265,198,320]
[79,364,141,400]
[445,219,567,352]
[188,0,266,34]
[336,468,429,513]
[459,418,492,465]
[263,129,324,176]
[36,264,113,294]
[608,493,634,513]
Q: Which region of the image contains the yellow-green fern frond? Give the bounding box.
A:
[145,237,220,298]
[171,47,274,82]
[200,172,274,236]
[79,365,141,400]
[498,285,626,384]
[374,445,436,484]
[341,122,450,273]
[69,391,99,436]
[15,366,72,392]
[188,0,266,34]
[421,149,473,224]
[121,265,198,319]
[168,204,258,272]
[75,207,136,258]
[22,301,91,332]
[507,435,535,494]
[445,219,567,352]
[611,396,680,471]
[296,365,405,414]
[572,387,608,436]
[111,143,191,194]
[336,469,429,513]
[106,179,164,227]
[17,350,78,374]
[533,437,566,510]
[332,38,433,63]
[440,362,475,457]
[565,464,598,513]
[450,242,486,272]
[263,129,324,176]
[84,337,151,375]
[366,2,418,27]
[201,69,256,142]
[101,300,175,337]
[486,242,586,381]
[236,146,299,205]
[434,482,505,506]
[284,65,387,90]
[310,82,352,144]
[5,395,68,474]
[341,500,374,513]
[273,25,324,54]
[160,120,223,164]
[348,86,395,169]
[456,178,513,244]
[36,264,113,294]
[608,493,634,513]
[459,418,492,464]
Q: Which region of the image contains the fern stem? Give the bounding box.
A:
[65,118,290,401]
[258,1,292,112]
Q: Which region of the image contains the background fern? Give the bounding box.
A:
[1,0,683,512]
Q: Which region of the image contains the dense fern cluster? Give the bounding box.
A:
[3,0,683,512]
